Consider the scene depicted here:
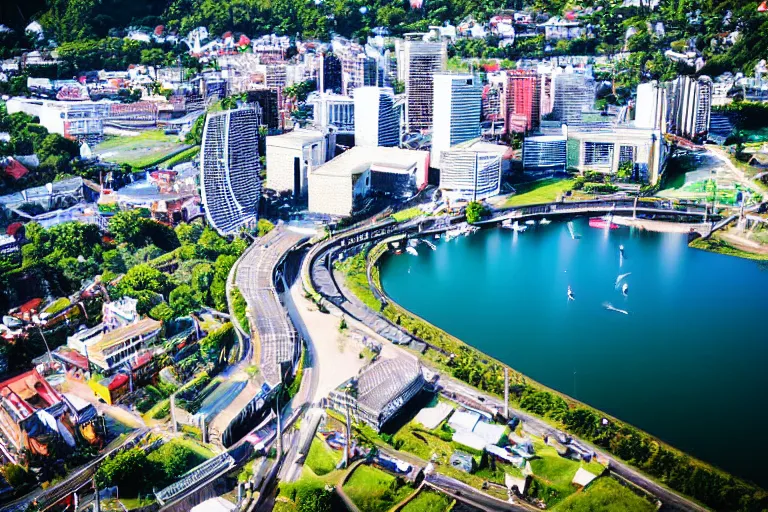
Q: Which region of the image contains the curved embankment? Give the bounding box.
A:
[303,214,768,512]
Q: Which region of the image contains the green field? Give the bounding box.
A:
[528,438,605,506]
[401,489,454,512]
[391,206,424,223]
[304,437,342,476]
[503,179,575,208]
[554,477,656,512]
[94,130,190,168]
[342,465,415,512]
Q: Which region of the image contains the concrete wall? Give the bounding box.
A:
[266,143,300,194]
[308,172,354,216]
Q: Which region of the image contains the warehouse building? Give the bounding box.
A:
[307,146,429,217]
[328,356,426,432]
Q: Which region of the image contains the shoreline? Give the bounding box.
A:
[610,216,709,233]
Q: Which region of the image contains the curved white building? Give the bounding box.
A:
[439,140,508,202]
[201,108,262,235]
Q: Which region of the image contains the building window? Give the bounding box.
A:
[584,142,614,166]
[619,145,635,164]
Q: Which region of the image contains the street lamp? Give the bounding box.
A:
[31,314,53,365]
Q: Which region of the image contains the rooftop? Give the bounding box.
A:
[356,356,422,415]
[312,146,429,178]
[90,317,162,353]
[266,128,325,149]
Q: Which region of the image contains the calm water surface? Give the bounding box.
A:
[379,219,768,486]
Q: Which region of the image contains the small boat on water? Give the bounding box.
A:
[567,286,575,301]
[540,218,551,225]
[622,283,629,296]
[525,219,536,226]
[589,216,620,229]
[406,246,418,256]
[503,220,527,232]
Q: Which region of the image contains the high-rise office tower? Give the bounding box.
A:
[200,107,262,235]
[341,53,378,97]
[666,75,712,141]
[551,70,595,126]
[354,87,399,147]
[402,36,447,133]
[320,52,342,94]
[503,70,541,134]
[431,73,482,168]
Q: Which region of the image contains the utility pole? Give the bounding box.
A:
[93,472,101,512]
[170,393,177,433]
[343,403,351,468]
[504,368,509,419]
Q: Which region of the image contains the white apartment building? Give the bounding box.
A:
[307,92,355,134]
[439,140,509,202]
[266,128,333,197]
[431,73,482,169]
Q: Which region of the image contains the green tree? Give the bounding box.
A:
[149,302,175,322]
[296,486,334,512]
[118,263,167,294]
[465,201,488,224]
[95,448,156,496]
[257,218,275,237]
[140,48,165,67]
[147,442,200,483]
[169,284,200,317]
[191,263,214,304]
[175,222,203,246]
[108,210,146,247]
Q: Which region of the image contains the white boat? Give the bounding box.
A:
[622,283,629,296]
[406,246,418,256]
[567,286,575,301]
[540,218,551,225]
[525,220,536,225]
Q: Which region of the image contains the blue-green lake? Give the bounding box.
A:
[379,218,768,486]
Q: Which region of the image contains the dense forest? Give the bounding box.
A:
[0,0,766,79]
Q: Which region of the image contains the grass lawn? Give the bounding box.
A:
[304,437,342,476]
[690,235,768,261]
[554,477,656,511]
[168,437,216,460]
[503,178,575,208]
[392,206,424,223]
[401,488,454,512]
[528,438,605,507]
[94,130,190,168]
[342,464,416,512]
[335,252,381,311]
[118,496,156,509]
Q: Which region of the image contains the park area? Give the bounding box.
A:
[495,178,576,208]
[94,129,192,168]
[342,464,415,512]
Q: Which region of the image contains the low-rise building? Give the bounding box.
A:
[86,318,162,375]
[265,128,333,197]
[439,139,512,202]
[0,370,104,463]
[523,135,567,172]
[328,356,425,431]
[566,126,668,184]
[308,146,429,217]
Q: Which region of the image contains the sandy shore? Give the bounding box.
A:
[611,216,709,234]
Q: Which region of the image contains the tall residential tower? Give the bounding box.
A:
[354,86,399,147]
[401,36,447,133]
[431,73,482,168]
[200,107,262,235]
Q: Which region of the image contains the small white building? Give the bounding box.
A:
[266,128,332,197]
[540,18,585,41]
[308,146,429,216]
